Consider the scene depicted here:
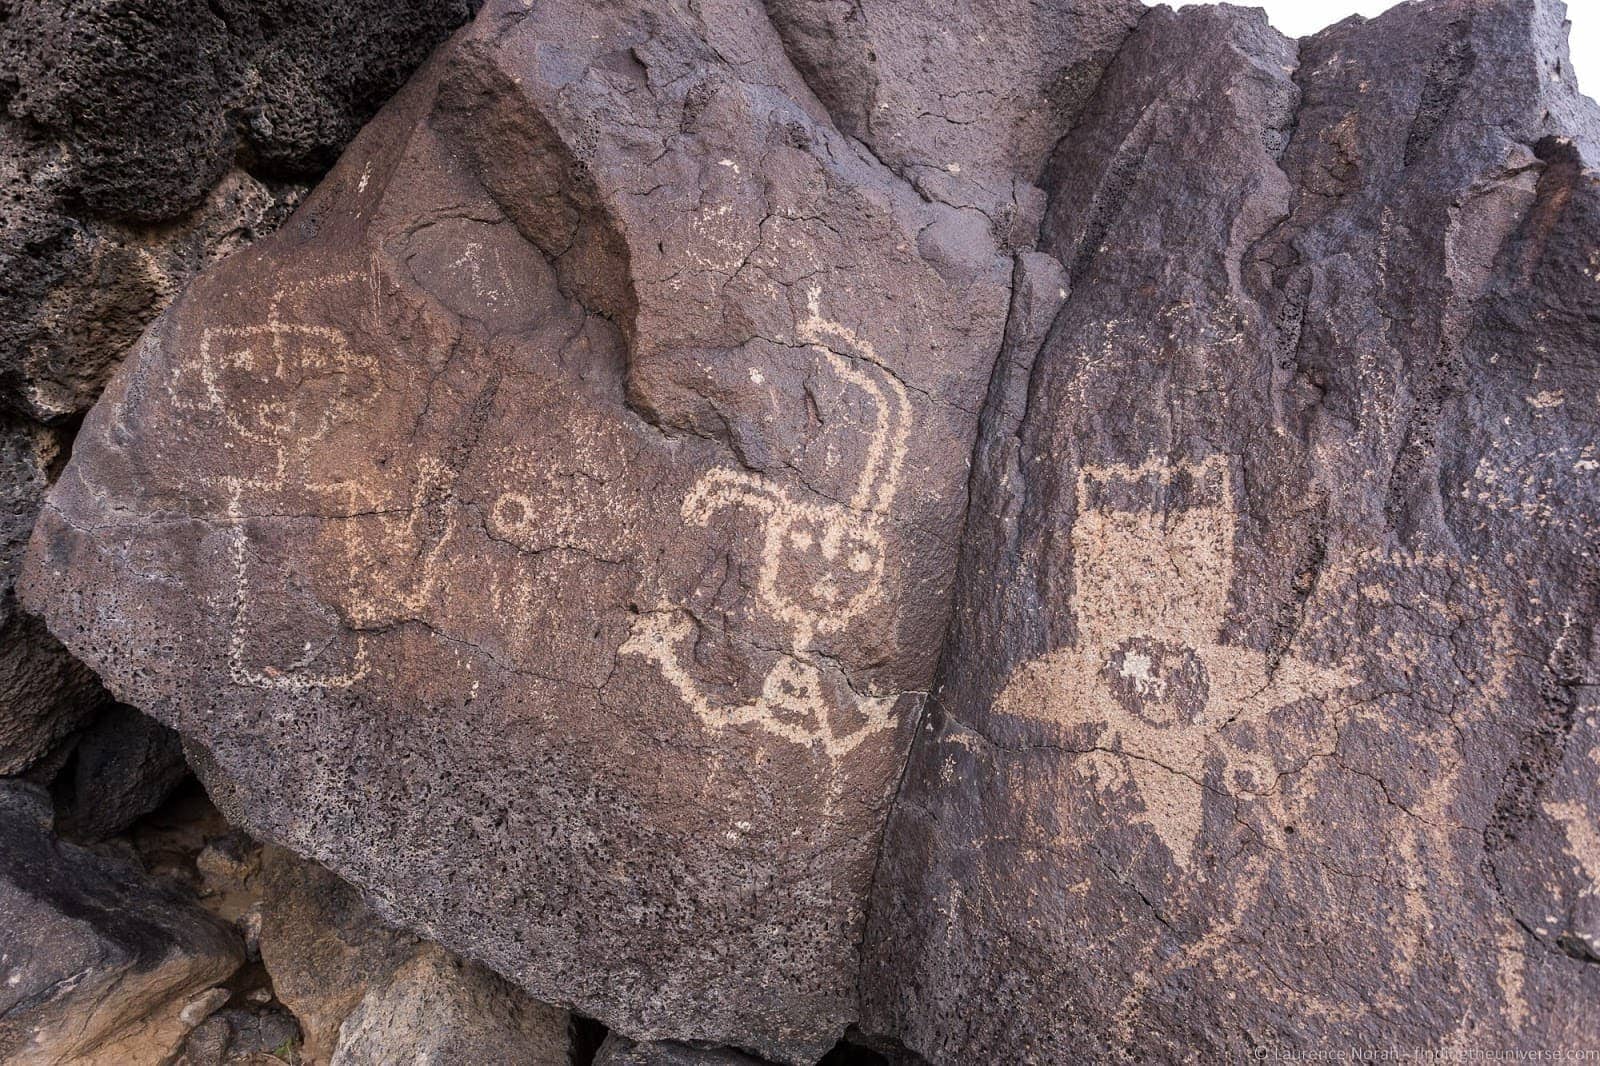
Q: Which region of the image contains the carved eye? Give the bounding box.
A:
[790,529,815,550]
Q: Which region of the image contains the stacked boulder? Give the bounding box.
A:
[11,0,1600,1061]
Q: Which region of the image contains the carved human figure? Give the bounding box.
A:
[179,273,460,691]
[992,455,1358,868]
[622,290,912,756]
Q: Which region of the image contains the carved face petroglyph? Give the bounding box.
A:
[178,272,466,693]
[188,275,380,462]
[622,289,912,757]
[190,270,915,759]
[993,455,1358,868]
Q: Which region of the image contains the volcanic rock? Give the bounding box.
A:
[0,0,481,805]
[0,781,244,1064]
[19,0,1141,1058]
[594,1033,773,1065]
[859,0,1600,1059]
[255,845,419,1064]
[18,0,1600,1060]
[175,1006,302,1066]
[328,944,572,1066]
[59,703,190,840]
[0,417,108,772]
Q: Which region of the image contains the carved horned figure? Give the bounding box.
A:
[992,455,1356,868]
[623,290,913,756]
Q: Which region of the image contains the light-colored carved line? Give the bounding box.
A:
[624,291,912,757]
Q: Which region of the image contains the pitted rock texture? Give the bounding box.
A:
[18,0,1600,1062]
[20,0,1141,1058]
[0,417,106,773]
[860,0,1600,1060]
[594,1033,772,1065]
[0,782,244,1065]
[0,0,481,789]
[1,0,480,422]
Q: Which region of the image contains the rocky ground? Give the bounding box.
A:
[3,0,1599,1062]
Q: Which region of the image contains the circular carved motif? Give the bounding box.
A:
[1098,636,1210,727]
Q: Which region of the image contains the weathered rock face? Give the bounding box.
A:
[256,844,421,1064]
[594,1033,772,1066]
[19,0,1600,1061]
[329,944,573,1066]
[254,842,577,1065]
[20,0,1140,1058]
[0,781,244,1065]
[0,0,482,788]
[0,418,106,772]
[60,703,189,840]
[860,0,1600,1059]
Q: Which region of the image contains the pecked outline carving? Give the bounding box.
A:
[622,288,912,757]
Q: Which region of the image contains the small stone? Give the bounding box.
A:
[197,834,259,887]
[179,987,232,1028]
[235,903,263,961]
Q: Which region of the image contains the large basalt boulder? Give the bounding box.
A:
[860,0,1600,1059]
[0,781,245,1065]
[20,1,1142,1057]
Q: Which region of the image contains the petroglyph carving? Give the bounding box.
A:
[1547,797,1600,904]
[993,455,1358,868]
[183,273,464,691]
[623,289,911,756]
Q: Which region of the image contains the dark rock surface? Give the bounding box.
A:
[0,0,481,802]
[175,1006,302,1066]
[595,1033,772,1065]
[18,0,1138,1059]
[0,780,244,1064]
[15,0,1600,1062]
[860,0,1600,1060]
[0,417,107,772]
[59,703,189,840]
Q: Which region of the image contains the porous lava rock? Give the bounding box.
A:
[0,417,106,773]
[0,0,481,791]
[20,0,1600,1061]
[859,0,1600,1059]
[21,0,1138,1058]
[594,1033,773,1065]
